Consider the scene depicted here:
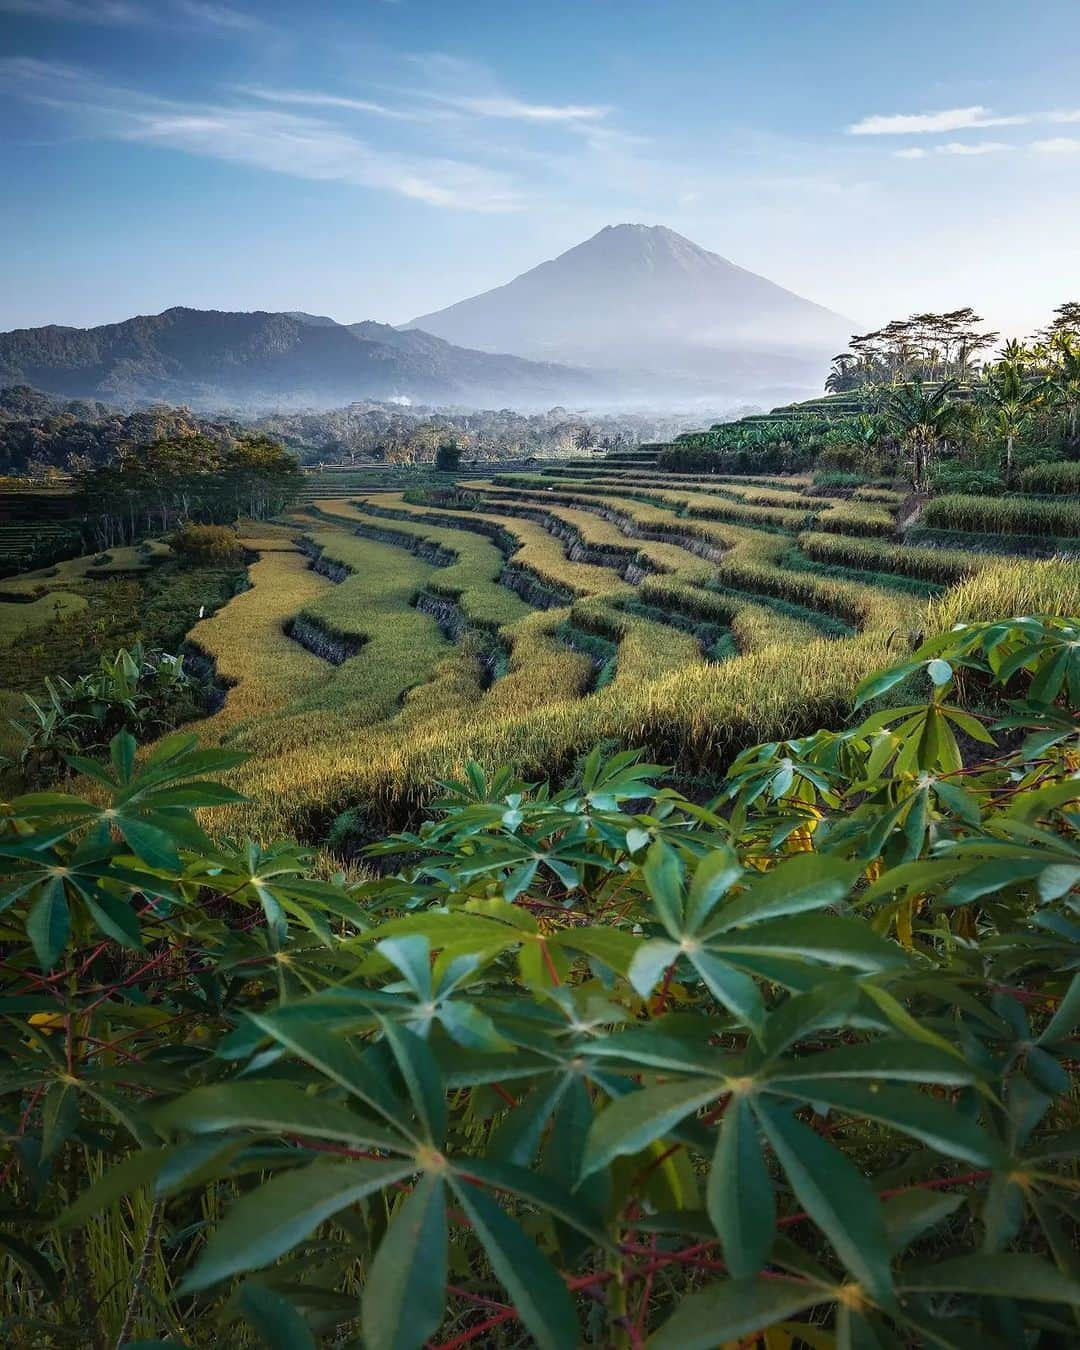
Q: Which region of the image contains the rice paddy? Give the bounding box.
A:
[6,452,1077,849]
[82,450,1052,848]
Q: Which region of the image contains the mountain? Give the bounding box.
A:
[0,308,595,412]
[407,224,856,402]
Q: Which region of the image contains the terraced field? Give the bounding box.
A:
[171,455,1080,847]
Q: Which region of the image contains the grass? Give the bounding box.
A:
[929,557,1080,630]
[185,546,335,740]
[356,492,634,599]
[309,498,530,629]
[17,452,1049,859]
[0,590,88,642]
[466,480,918,637]
[797,530,994,585]
[0,542,172,597]
[1017,460,1080,494]
[922,492,1080,537]
[812,498,897,537]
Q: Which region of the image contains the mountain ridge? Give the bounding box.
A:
[0,306,595,412]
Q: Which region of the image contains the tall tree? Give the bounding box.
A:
[883,381,958,491]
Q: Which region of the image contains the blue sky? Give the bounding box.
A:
[2,0,1078,336]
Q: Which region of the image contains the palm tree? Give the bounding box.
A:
[883,381,957,491]
[980,354,1041,477]
[1041,331,1080,447]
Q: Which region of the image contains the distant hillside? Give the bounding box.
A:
[408,223,856,402]
[0,308,596,412]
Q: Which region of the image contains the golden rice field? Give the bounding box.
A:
[157,455,1080,847]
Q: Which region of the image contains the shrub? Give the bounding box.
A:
[8,642,201,781]
[929,462,1006,496]
[434,440,463,471]
[0,619,1078,1347]
[171,522,245,562]
[1019,459,1080,494]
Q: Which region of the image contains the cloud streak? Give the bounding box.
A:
[851,105,1080,138]
[0,0,260,28]
[0,59,521,211]
[849,106,1026,135]
[1032,137,1080,154]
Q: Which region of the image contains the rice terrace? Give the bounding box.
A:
[2,3,1080,1347]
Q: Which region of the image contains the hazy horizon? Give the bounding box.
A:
[2,0,1078,343]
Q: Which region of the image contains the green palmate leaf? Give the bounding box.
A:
[900,1252,1080,1304]
[766,1040,977,1085]
[451,1178,579,1350]
[754,1100,895,1310]
[1039,971,1080,1046]
[377,1017,448,1145]
[234,1282,316,1350]
[27,883,70,970]
[683,846,743,932]
[706,1096,774,1278]
[708,854,860,931]
[642,839,685,935]
[881,1190,965,1255]
[82,889,143,950]
[627,938,681,998]
[767,1080,994,1166]
[581,1079,720,1177]
[180,1158,415,1293]
[116,815,182,873]
[859,984,968,1061]
[154,1082,409,1154]
[461,1155,608,1245]
[362,1173,447,1350]
[648,1275,826,1349]
[687,948,765,1031]
[40,1080,79,1162]
[246,1012,409,1134]
[761,979,861,1059]
[554,924,642,976]
[711,914,906,972]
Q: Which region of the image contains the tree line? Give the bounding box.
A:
[75,433,302,549]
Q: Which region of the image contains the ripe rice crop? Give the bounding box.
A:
[813,498,897,537]
[922,493,1080,538]
[185,547,334,738]
[310,498,528,629]
[797,530,992,585]
[930,557,1080,631]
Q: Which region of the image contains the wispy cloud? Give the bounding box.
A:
[237,86,442,122]
[169,1,260,30]
[0,0,261,28]
[937,141,1009,156]
[849,106,1026,135]
[0,0,143,20]
[420,93,608,124]
[1032,137,1080,154]
[0,58,520,211]
[851,105,1080,138]
[893,140,1009,160]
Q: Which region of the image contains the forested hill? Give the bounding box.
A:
[0,308,595,411]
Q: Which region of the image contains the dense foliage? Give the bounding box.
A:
[1,615,1077,1348]
[6,643,204,784]
[664,305,1080,491]
[0,386,240,478]
[75,435,302,548]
